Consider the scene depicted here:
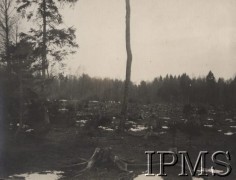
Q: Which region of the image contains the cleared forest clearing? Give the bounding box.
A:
[1,102,236,179]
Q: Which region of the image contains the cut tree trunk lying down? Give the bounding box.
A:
[74,147,130,177]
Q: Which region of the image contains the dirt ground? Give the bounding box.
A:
[1,126,235,179]
[1,103,236,179]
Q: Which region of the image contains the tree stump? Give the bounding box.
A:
[74,147,130,178]
[85,147,127,170]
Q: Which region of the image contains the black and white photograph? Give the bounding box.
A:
[0,0,236,179]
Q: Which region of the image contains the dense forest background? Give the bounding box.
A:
[50,71,236,107]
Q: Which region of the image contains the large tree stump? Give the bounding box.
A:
[74,147,130,177]
[85,147,127,171]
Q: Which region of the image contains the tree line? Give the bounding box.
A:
[52,71,236,107]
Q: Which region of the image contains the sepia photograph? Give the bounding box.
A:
[0,0,235,179]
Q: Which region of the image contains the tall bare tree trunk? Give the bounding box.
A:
[15,23,19,44]
[120,0,132,130]
[5,1,10,72]
[42,0,47,78]
[1,0,12,73]
[15,58,24,136]
[41,0,49,124]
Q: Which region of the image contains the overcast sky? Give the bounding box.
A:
[61,0,236,83]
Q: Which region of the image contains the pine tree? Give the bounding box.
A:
[17,0,78,78]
